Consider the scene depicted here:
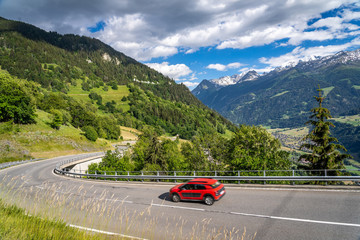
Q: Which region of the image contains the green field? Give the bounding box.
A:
[332,114,360,126]
[322,86,334,97]
[68,80,130,112]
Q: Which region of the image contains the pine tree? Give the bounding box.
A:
[299,86,352,175]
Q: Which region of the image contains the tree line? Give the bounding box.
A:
[88,124,291,173]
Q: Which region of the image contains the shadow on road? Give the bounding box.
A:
[158,192,171,201]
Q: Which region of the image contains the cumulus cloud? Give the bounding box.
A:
[1,0,359,62]
[206,62,243,71]
[145,62,192,80]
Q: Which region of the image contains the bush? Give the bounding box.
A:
[82,126,98,141]
[0,70,37,124]
[49,109,63,130]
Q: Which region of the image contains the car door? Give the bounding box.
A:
[192,184,206,200]
[179,184,195,199]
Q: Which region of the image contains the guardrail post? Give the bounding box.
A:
[292,170,295,185]
[127,171,130,182]
[215,170,217,177]
[238,171,240,184]
[174,171,177,183]
[157,171,159,183]
[263,170,266,185]
[141,171,144,183]
[95,170,97,179]
[194,171,196,177]
[325,169,327,186]
[104,171,107,181]
[115,171,117,181]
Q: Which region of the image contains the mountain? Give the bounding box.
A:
[192,49,360,161]
[192,70,259,100]
[193,49,360,127]
[0,17,236,141]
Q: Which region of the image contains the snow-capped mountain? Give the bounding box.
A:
[209,70,260,87]
[192,70,259,98]
[192,48,360,126]
[273,49,360,73]
[192,48,360,162]
[193,49,360,101]
[210,74,245,86]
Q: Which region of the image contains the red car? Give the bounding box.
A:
[169,178,226,205]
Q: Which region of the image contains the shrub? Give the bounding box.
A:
[49,109,63,130]
[0,70,36,124]
[82,126,98,141]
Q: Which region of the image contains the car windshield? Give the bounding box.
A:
[210,181,221,188]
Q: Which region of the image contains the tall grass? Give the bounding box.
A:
[0,199,108,240]
[0,174,256,240]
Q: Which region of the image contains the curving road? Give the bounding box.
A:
[1,154,360,240]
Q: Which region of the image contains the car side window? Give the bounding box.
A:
[182,184,194,190]
[195,184,206,190]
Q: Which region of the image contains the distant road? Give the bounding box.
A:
[1,154,360,240]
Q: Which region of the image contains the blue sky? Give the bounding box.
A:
[1,0,360,89]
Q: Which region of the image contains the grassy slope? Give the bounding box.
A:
[0,110,110,162]
[0,108,143,162]
[0,200,111,240]
[1,80,135,162]
[67,80,131,112]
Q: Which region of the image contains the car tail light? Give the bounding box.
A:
[216,187,225,196]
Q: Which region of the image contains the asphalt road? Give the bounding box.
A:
[1,154,360,240]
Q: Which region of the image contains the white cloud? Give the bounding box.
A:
[145,62,192,80]
[207,64,227,71]
[0,0,359,61]
[188,73,198,81]
[180,81,199,88]
[206,62,243,71]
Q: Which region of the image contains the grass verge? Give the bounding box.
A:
[0,199,109,240]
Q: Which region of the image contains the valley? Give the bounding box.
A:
[192,50,360,164]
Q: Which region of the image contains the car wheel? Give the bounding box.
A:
[204,195,214,205]
[172,193,180,203]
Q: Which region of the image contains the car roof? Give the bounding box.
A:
[188,178,217,184]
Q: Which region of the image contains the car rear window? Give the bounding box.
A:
[210,181,221,188]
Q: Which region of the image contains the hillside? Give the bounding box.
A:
[0,17,236,162]
[192,50,360,161]
[0,17,204,106]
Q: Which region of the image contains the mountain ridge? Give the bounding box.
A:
[192,49,360,161]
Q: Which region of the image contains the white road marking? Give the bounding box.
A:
[68,224,148,240]
[151,203,205,211]
[104,198,133,204]
[230,211,360,228]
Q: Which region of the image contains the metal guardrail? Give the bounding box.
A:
[54,152,105,169]
[0,158,42,170]
[54,155,360,184]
